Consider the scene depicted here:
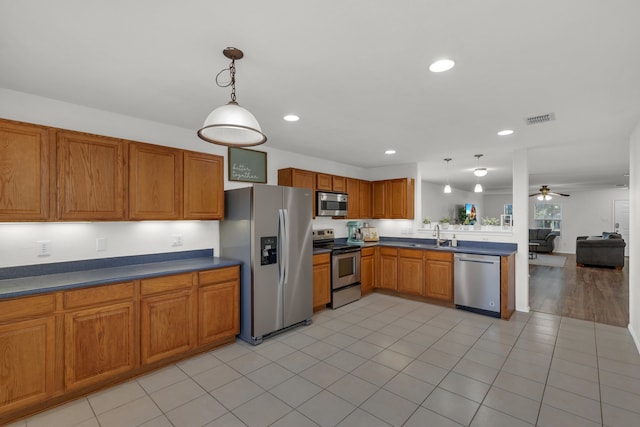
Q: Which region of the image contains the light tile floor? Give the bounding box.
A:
[8,293,640,427]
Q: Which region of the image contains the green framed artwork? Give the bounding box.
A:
[228,147,267,183]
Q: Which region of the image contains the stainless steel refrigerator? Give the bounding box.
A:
[220,184,313,345]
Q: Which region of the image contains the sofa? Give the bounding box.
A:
[529,228,558,253]
[576,232,626,269]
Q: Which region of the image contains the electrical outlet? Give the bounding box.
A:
[96,237,107,251]
[37,240,51,257]
[171,234,183,247]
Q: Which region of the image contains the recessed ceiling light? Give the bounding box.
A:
[283,114,299,122]
[497,129,514,136]
[385,149,396,155]
[429,59,455,73]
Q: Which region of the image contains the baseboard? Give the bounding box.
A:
[629,323,640,355]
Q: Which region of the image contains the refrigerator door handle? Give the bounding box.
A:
[282,208,289,285]
[278,208,287,287]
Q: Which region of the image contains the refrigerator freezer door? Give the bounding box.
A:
[282,187,313,328]
[252,185,284,338]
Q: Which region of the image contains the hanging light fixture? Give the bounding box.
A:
[443,158,452,193]
[474,154,484,192]
[197,47,267,147]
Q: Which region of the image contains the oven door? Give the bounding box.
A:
[332,251,361,289]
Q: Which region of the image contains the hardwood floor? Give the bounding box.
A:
[529,253,629,327]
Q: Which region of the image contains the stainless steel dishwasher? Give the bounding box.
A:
[454,253,501,318]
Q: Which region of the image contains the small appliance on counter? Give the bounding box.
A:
[360,223,379,242]
[346,221,365,246]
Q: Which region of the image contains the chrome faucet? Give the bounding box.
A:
[434,224,446,247]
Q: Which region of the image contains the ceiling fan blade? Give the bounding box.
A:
[529,193,541,197]
[548,192,570,197]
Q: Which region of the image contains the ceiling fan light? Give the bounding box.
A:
[474,183,483,193]
[198,101,267,146]
[474,168,487,177]
[444,184,452,193]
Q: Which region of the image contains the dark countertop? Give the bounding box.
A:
[0,252,240,300]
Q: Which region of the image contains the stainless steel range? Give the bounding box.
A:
[313,229,361,309]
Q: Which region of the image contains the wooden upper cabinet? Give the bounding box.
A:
[278,168,315,190]
[332,176,346,192]
[0,119,51,221]
[56,131,126,220]
[316,173,332,191]
[358,180,371,219]
[388,178,414,219]
[371,181,386,218]
[183,151,224,220]
[346,178,360,219]
[129,142,182,220]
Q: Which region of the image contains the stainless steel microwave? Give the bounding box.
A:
[316,191,348,216]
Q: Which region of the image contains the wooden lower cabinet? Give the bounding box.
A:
[378,247,398,290]
[0,293,56,416]
[313,253,331,308]
[398,249,424,295]
[63,282,136,391]
[424,251,454,301]
[360,247,375,293]
[140,272,195,365]
[198,267,240,345]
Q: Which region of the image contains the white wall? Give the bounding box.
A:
[421,181,484,223]
[527,188,629,254]
[483,194,513,219]
[629,121,639,349]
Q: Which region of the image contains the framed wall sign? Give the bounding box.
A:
[228,147,267,183]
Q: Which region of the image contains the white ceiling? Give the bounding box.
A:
[1,1,638,194]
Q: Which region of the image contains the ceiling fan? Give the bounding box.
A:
[529,185,570,200]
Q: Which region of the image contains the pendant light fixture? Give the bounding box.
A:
[197,47,267,147]
[474,154,484,192]
[443,158,452,193]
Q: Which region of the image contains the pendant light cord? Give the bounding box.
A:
[215,59,237,102]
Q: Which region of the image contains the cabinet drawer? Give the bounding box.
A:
[64,282,135,309]
[313,253,331,265]
[425,250,453,262]
[0,293,56,323]
[361,247,375,257]
[199,266,239,287]
[140,273,193,296]
[379,247,398,257]
[398,248,424,259]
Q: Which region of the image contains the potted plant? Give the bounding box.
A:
[481,217,500,230]
[440,217,450,229]
[422,217,432,229]
[462,217,470,230]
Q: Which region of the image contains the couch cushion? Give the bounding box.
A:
[602,232,621,239]
[529,229,538,240]
[536,228,552,240]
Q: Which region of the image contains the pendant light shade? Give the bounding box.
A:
[198,101,266,146]
[197,47,267,147]
[474,183,483,193]
[443,158,452,194]
[473,154,484,192]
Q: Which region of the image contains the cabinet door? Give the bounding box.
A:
[359,180,372,219]
[316,173,332,191]
[129,142,182,220]
[0,120,51,221]
[183,151,224,220]
[387,178,414,219]
[371,181,386,218]
[398,249,424,295]
[332,176,346,192]
[313,253,331,308]
[378,247,398,290]
[346,178,360,219]
[360,247,375,293]
[425,252,453,301]
[57,131,125,220]
[64,301,135,391]
[198,280,240,345]
[0,316,56,414]
[141,290,194,364]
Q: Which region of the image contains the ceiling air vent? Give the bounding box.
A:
[525,112,556,125]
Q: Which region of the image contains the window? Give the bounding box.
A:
[534,202,562,232]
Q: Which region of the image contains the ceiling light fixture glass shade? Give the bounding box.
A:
[473,168,487,177]
[443,158,452,193]
[537,194,552,201]
[197,47,267,147]
[474,183,483,193]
